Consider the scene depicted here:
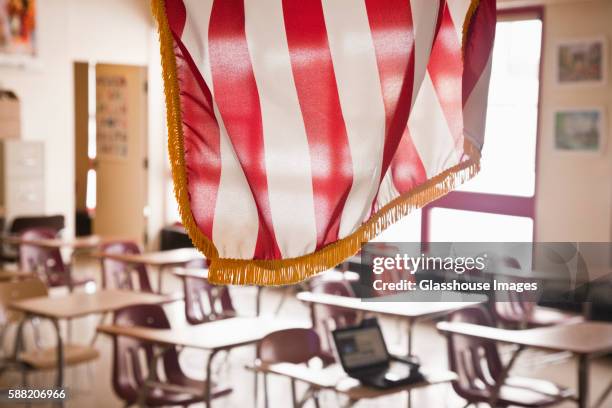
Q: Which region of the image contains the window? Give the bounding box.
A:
[425,10,542,243]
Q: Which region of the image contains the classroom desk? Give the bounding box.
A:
[297,291,485,355]
[94,247,204,293]
[250,361,456,407]
[9,290,180,388]
[437,321,612,408]
[97,316,309,408]
[0,269,32,281]
[173,267,360,316]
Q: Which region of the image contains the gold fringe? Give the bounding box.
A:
[151,0,219,261]
[152,0,482,287]
[462,0,481,58]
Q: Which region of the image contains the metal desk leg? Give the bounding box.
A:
[157,266,165,294]
[205,349,221,408]
[577,354,589,408]
[256,287,262,316]
[406,320,414,408]
[52,318,65,388]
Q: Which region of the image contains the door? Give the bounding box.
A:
[94,64,148,243]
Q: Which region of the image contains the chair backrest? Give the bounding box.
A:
[100,241,153,293]
[111,304,184,403]
[445,306,503,402]
[8,215,65,235]
[18,228,68,287]
[310,280,358,353]
[259,328,323,365]
[493,256,535,326]
[183,276,235,325]
[0,278,48,326]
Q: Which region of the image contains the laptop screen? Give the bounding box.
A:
[334,326,388,370]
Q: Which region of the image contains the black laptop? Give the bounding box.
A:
[332,319,424,389]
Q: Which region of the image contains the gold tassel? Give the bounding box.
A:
[152,0,483,287]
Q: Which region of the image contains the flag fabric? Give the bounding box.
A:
[152,0,496,285]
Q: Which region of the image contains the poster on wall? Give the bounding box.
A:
[96,75,129,160]
[556,37,608,85]
[0,0,36,65]
[554,108,606,153]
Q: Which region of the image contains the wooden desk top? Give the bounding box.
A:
[97,316,309,351]
[1,234,110,250]
[436,321,612,355]
[253,362,456,400]
[93,247,204,266]
[297,292,484,320]
[172,267,208,280]
[0,269,33,281]
[9,290,180,320]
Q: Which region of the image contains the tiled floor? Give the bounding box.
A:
[1,259,611,407]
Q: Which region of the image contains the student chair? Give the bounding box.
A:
[0,278,99,382]
[444,306,574,407]
[0,215,65,265]
[258,328,331,408]
[493,257,584,328]
[100,241,154,292]
[110,304,232,407]
[18,228,94,290]
[309,280,358,358]
[182,276,236,325]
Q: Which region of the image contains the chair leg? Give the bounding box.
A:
[291,379,297,408]
[263,373,269,408]
[313,392,321,408]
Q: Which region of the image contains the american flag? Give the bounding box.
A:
[153,0,496,285]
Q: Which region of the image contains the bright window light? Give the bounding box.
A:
[86,169,97,211]
[429,208,533,242]
[460,19,542,197]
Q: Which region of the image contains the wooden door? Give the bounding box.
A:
[94,64,148,243]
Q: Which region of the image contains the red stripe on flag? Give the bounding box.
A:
[365,0,417,181]
[365,0,425,198]
[282,0,353,248]
[208,0,281,259]
[173,37,222,240]
[165,0,186,38]
[428,5,464,152]
[463,0,496,106]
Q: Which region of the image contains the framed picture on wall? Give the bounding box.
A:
[554,108,606,153]
[556,37,607,85]
[0,0,37,66]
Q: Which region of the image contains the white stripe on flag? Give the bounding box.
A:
[447,0,472,44]
[409,72,460,177]
[243,0,318,258]
[321,0,387,238]
[183,0,260,259]
[410,0,442,109]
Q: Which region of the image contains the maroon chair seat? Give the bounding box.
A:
[100,241,153,292]
[18,228,94,290]
[258,328,332,406]
[444,306,574,407]
[112,304,232,406]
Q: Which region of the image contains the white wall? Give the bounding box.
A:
[0,0,164,242]
[535,0,612,241]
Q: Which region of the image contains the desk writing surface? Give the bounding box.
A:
[94,247,204,266]
[172,267,209,279]
[97,316,308,350]
[437,321,612,355]
[297,292,483,319]
[255,361,456,399]
[9,290,178,319]
[0,269,32,281]
[1,234,105,249]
